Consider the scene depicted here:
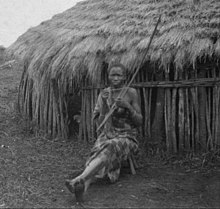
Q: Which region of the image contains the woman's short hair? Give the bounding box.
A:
[107,63,127,76]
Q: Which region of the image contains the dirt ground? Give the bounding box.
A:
[0,61,220,208]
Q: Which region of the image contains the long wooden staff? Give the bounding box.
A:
[97,15,161,132]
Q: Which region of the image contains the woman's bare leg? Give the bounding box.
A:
[65,155,108,201]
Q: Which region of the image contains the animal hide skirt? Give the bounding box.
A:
[85,129,138,183]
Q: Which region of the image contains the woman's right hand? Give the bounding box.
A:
[100,89,109,114]
[101,89,109,102]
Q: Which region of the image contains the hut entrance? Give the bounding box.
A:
[67,92,81,138]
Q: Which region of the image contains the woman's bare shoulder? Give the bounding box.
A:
[127,87,138,95]
[128,87,137,96]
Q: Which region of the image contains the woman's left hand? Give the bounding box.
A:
[115,98,130,109]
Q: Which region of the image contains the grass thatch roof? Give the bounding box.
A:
[8,0,220,84]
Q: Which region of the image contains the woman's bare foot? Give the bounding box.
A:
[74,179,85,202]
[65,179,75,193]
[65,170,82,194]
[65,178,85,202]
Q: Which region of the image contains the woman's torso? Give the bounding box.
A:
[108,88,136,130]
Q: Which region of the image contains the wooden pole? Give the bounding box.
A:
[206,70,213,149]
[79,89,84,141]
[178,70,185,153]
[143,88,148,138]
[193,69,200,151]
[83,90,87,141]
[212,68,217,149]
[190,90,195,152]
[216,87,220,149]
[86,89,91,142]
[48,84,53,136]
[185,83,190,151]
[52,93,56,138]
[171,70,178,153]
[164,70,172,153]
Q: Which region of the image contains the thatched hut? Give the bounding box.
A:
[8,0,220,153]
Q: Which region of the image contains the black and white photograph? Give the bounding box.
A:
[0,0,220,208]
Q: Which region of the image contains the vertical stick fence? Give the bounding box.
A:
[78,67,220,154]
[18,64,220,154]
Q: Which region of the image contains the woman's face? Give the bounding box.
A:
[108,67,125,88]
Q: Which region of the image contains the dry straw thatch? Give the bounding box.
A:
[7,0,220,142]
[9,0,220,77]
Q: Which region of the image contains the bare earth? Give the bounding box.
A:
[0,62,220,208]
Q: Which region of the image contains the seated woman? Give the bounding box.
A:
[65,63,143,202]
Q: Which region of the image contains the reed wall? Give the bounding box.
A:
[79,62,220,153]
[18,60,220,154]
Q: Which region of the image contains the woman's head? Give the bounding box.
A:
[107,63,127,75]
[107,63,127,88]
